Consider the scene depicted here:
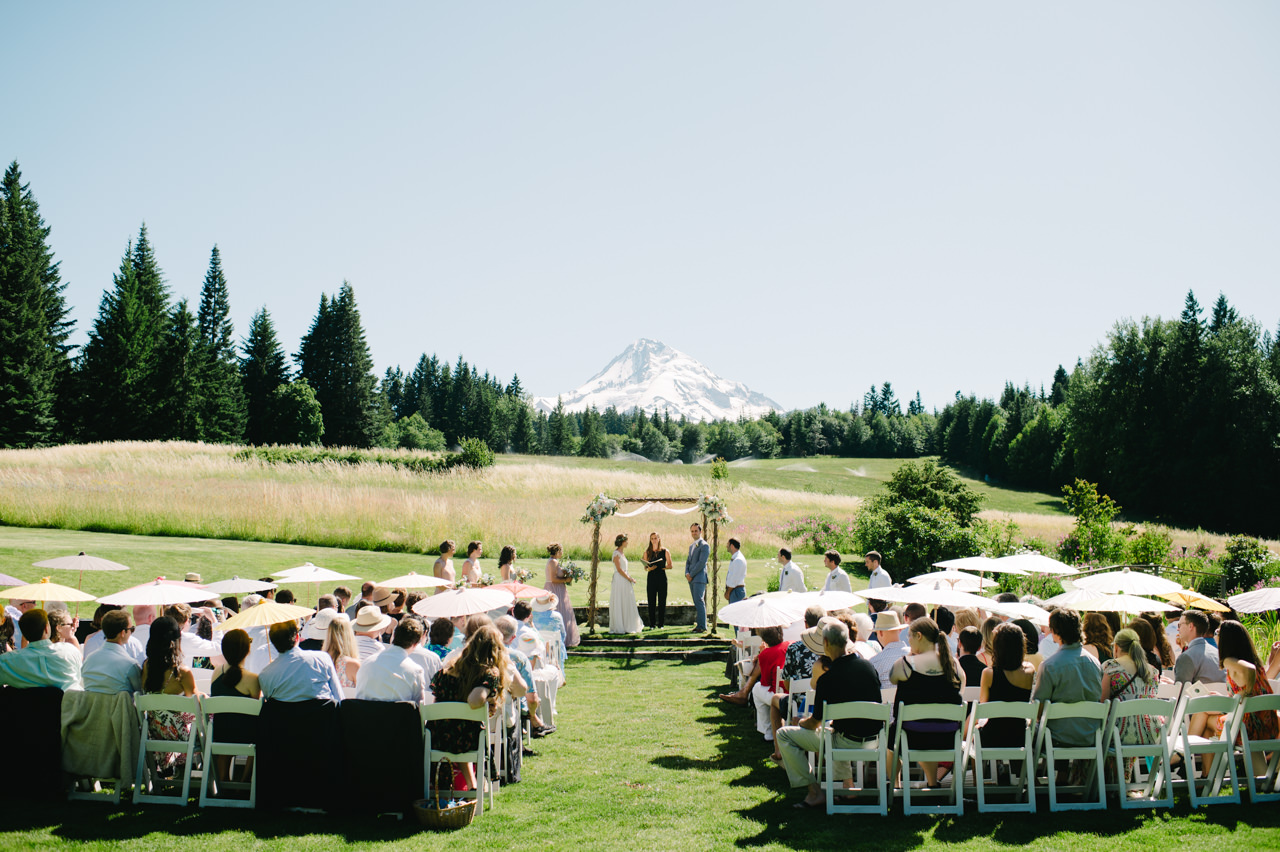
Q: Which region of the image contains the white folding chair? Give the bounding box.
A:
[737,637,762,691]
[893,703,968,816]
[786,678,813,723]
[1239,693,1280,803]
[488,701,505,794]
[823,701,892,815]
[1034,701,1109,812]
[880,687,897,704]
[1104,697,1175,809]
[134,694,201,806]
[190,669,213,695]
[965,700,1039,813]
[1167,694,1242,807]
[421,702,492,817]
[962,686,981,705]
[197,695,261,808]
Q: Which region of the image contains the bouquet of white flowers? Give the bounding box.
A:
[515,567,530,583]
[697,494,733,524]
[478,573,495,587]
[581,492,618,525]
[563,560,586,584]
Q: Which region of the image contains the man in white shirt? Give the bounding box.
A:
[352,606,393,661]
[166,603,224,669]
[724,538,748,604]
[130,605,156,654]
[82,611,142,694]
[259,620,345,703]
[777,548,806,593]
[83,607,146,665]
[355,617,427,703]
[821,550,852,594]
[865,550,892,589]
[0,610,83,690]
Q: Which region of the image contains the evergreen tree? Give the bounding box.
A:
[511,400,539,454]
[0,162,70,446]
[506,374,524,399]
[239,307,291,445]
[194,246,245,442]
[296,283,379,447]
[1049,365,1070,406]
[76,227,170,440]
[1209,292,1239,334]
[578,406,608,457]
[383,366,406,418]
[157,300,202,440]
[880,382,900,416]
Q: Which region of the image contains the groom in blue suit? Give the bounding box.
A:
[686,523,710,633]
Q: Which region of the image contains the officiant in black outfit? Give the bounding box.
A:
[643,532,673,629]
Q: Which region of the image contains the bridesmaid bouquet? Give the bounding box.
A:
[478,573,496,587]
[563,560,586,584]
[515,567,530,583]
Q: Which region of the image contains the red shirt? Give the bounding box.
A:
[758,641,790,694]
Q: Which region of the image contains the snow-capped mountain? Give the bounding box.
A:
[534,339,783,422]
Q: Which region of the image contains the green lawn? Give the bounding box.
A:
[2,655,1277,851]
[497,453,1068,517]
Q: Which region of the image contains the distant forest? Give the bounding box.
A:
[3,160,1279,537]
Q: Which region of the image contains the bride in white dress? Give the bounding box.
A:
[608,533,643,635]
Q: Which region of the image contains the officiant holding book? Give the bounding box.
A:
[643,533,673,629]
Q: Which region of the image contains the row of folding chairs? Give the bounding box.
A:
[807,682,1280,815]
[63,691,498,815]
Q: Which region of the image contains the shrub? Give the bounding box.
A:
[269,380,324,446]
[996,569,1065,601]
[880,460,983,526]
[457,437,495,469]
[233,440,495,474]
[851,501,980,572]
[777,514,857,555]
[973,517,1021,557]
[1125,525,1173,566]
[1058,479,1127,565]
[1220,535,1278,594]
[710,457,729,481]
[396,413,446,452]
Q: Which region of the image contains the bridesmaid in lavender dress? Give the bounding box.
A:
[543,543,580,648]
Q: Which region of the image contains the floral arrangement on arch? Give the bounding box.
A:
[697,494,733,525]
[580,492,618,525]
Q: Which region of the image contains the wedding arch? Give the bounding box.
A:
[579,493,732,635]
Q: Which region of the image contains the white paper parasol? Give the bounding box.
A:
[202,576,279,596]
[275,563,360,584]
[933,555,1016,573]
[1042,587,1103,609]
[789,590,864,612]
[908,570,999,591]
[991,553,1078,575]
[1072,593,1179,613]
[32,552,131,573]
[1073,568,1183,596]
[412,588,515,619]
[0,572,27,586]
[376,572,450,590]
[855,584,995,610]
[717,594,808,628]
[1227,587,1280,614]
[985,600,1052,626]
[98,580,218,607]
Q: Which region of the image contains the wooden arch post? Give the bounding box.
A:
[586,520,602,635]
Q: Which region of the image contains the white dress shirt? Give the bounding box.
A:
[355,645,426,703]
[778,562,806,593]
[408,646,442,698]
[822,568,852,594]
[83,631,146,666]
[868,566,892,589]
[355,635,385,662]
[82,640,142,694]
[725,552,748,589]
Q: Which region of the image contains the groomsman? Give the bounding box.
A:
[821,551,852,593]
[865,551,892,589]
[724,538,747,603]
[686,523,710,632]
[777,549,806,593]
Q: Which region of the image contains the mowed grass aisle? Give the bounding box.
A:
[3,656,1280,851]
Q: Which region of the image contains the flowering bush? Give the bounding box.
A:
[580,493,618,525]
[777,514,857,555]
[697,494,733,524]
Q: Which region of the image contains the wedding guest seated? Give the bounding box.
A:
[0,609,83,690]
[1138,613,1177,673]
[165,603,224,669]
[301,607,337,652]
[356,617,428,703]
[345,582,376,618]
[849,612,879,659]
[978,623,1035,750]
[496,615,551,735]
[1033,608,1102,764]
[889,616,963,788]
[220,596,240,614]
[426,617,454,659]
[1209,621,1279,776]
[140,617,197,771]
[47,606,81,652]
[979,617,1000,666]
[530,594,568,668]
[276,589,296,606]
[1126,618,1164,678]
[77,603,112,644]
[869,611,911,689]
[402,615,442,689]
[776,619,881,809]
[259,619,345,703]
[1174,610,1225,684]
[352,606,393,661]
[903,603,926,625]
[720,626,789,747]
[767,606,823,758]
[1013,619,1044,670]
[1082,613,1114,663]
[428,624,523,791]
[82,611,142,694]
[1102,628,1160,760]
[933,607,957,657]
[0,609,16,654]
[321,611,361,690]
[957,627,987,688]
[208,628,261,781]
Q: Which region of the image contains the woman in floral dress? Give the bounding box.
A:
[140,616,197,772]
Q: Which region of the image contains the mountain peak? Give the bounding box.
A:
[535,339,783,422]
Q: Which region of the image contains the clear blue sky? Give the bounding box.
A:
[6,2,1279,412]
